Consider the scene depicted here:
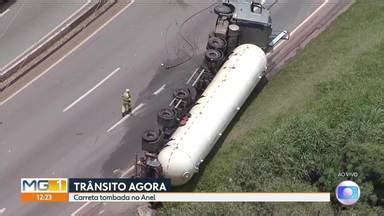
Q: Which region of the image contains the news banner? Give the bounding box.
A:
[20,178,333,203]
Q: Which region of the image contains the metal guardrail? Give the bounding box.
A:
[0,0,117,91]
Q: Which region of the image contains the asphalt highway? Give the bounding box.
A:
[0,0,336,215]
[0,0,90,71]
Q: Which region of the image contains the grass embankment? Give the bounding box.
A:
[161,1,384,215]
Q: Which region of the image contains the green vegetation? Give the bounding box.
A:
[161,1,384,215]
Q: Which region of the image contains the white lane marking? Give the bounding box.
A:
[70,164,135,216]
[107,103,144,133]
[63,67,120,112]
[70,202,91,216]
[112,168,121,174]
[0,0,136,107]
[0,8,10,17]
[267,0,328,56]
[0,208,5,214]
[290,0,329,36]
[120,165,135,178]
[153,84,166,95]
[0,0,91,73]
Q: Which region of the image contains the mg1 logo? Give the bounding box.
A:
[21,178,67,193]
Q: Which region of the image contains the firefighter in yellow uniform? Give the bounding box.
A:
[121,89,132,117]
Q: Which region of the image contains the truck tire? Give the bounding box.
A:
[142,129,164,153]
[205,49,223,63]
[158,108,177,128]
[214,4,232,17]
[207,37,227,53]
[142,129,160,143]
[205,49,223,74]
[173,88,189,100]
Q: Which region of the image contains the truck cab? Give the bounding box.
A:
[214,0,288,51]
[230,0,272,48]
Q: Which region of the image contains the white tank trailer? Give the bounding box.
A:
[158,44,267,185]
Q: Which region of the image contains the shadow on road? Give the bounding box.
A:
[0,0,16,13]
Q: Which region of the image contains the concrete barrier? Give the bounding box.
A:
[0,0,117,91]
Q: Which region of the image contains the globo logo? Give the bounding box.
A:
[336,180,360,205]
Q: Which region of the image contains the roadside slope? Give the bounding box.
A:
[162,0,384,215]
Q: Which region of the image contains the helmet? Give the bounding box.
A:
[122,89,131,99]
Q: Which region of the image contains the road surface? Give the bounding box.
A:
[0,0,344,215]
[0,0,91,71]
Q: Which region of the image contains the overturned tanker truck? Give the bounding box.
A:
[135,0,288,186]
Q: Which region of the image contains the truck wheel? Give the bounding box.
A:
[205,49,223,74]
[158,108,177,128]
[214,4,232,17]
[142,129,164,153]
[205,49,223,62]
[142,129,159,143]
[174,88,190,101]
[207,37,227,52]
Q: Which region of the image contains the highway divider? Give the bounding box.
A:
[0,0,117,92]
